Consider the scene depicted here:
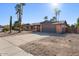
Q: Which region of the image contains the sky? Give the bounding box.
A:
[0,3,79,25]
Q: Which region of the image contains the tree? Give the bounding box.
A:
[50,16,56,22]
[54,8,61,21]
[15,3,25,32]
[65,24,71,33]
[13,21,20,30]
[70,24,77,33]
[9,16,12,33]
[44,16,48,20]
[2,25,9,32]
[76,17,79,28]
[71,25,75,31]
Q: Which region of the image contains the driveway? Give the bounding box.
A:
[0,32,49,56]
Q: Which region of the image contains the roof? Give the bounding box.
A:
[23,20,67,26]
[40,20,51,24]
[0,25,3,28]
[31,23,41,25]
[52,21,67,25]
[41,20,67,25]
[23,24,30,26]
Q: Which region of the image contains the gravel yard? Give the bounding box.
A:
[0,32,79,56]
[19,33,79,56]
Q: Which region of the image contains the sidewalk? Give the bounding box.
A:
[0,38,33,56]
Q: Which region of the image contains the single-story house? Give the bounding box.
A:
[0,25,3,32]
[41,20,67,33]
[24,20,67,33]
[23,24,31,31]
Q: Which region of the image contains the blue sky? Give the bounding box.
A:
[0,3,79,25]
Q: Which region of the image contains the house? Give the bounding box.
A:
[41,20,67,33]
[23,24,31,31]
[0,25,3,32]
[30,23,41,32]
[24,20,67,33]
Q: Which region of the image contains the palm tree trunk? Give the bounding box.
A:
[54,11,58,21]
[10,16,12,33]
[18,11,22,33]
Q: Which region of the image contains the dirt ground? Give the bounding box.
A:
[19,33,79,56]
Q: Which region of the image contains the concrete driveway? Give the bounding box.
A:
[0,32,49,56]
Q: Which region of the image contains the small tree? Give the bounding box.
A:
[71,24,76,33]
[65,24,71,33]
[2,25,9,32]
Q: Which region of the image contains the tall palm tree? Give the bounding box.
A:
[15,3,25,32]
[54,8,61,21]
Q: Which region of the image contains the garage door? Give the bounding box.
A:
[42,24,56,33]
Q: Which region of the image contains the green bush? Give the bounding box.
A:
[2,27,9,32]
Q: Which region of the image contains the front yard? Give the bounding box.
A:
[19,33,79,56]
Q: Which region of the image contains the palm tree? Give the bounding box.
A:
[9,16,12,33]
[50,16,56,22]
[44,16,48,21]
[54,8,61,21]
[15,3,25,33]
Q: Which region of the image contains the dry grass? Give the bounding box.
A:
[19,34,79,56]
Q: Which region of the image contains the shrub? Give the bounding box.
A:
[2,27,9,32]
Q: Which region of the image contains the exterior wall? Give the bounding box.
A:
[56,24,66,33]
[32,25,41,32]
[29,26,32,31]
[25,25,32,31]
[56,24,62,33]
[25,22,66,33]
[40,24,42,32]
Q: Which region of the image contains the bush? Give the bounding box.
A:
[2,27,9,32]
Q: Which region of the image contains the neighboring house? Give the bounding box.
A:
[0,25,3,32]
[24,20,67,33]
[24,23,42,32]
[23,24,31,31]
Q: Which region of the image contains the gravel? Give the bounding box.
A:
[19,34,79,56]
